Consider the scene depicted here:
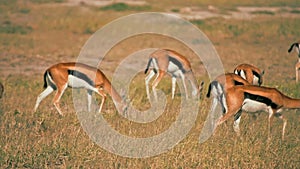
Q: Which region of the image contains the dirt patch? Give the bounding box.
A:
[62,0,147,7]
[170,6,300,20]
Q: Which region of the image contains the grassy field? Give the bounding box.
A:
[0,0,300,168]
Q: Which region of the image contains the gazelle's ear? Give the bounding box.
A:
[261,70,265,76]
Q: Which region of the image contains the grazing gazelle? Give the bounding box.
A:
[206,73,250,98]
[234,63,264,86]
[34,62,127,115]
[144,49,203,101]
[206,73,250,116]
[288,42,300,82]
[214,84,300,140]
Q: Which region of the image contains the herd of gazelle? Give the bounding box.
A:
[34,43,300,140]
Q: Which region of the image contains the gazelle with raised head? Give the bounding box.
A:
[215,84,300,140]
[34,62,127,116]
[144,49,203,101]
[234,63,264,86]
[288,42,300,82]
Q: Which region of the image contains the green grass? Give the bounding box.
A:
[290,9,300,14]
[29,0,65,4]
[251,10,276,15]
[0,1,300,168]
[0,21,32,34]
[99,3,151,12]
[0,75,299,168]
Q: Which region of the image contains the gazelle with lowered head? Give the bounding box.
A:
[288,42,300,82]
[214,84,300,140]
[234,63,264,86]
[207,73,250,98]
[144,49,203,101]
[206,73,251,120]
[34,62,127,116]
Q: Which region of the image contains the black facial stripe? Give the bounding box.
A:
[244,92,278,109]
[169,56,186,73]
[236,70,241,76]
[68,70,94,87]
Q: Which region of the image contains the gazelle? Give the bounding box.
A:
[234,63,264,86]
[206,73,250,115]
[215,84,300,140]
[144,49,203,100]
[34,62,127,116]
[207,73,250,98]
[288,42,300,82]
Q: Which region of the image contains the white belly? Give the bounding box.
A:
[242,99,269,113]
[68,75,95,91]
[167,62,183,77]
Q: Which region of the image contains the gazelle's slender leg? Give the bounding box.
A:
[267,108,274,140]
[152,70,165,101]
[233,109,242,136]
[87,90,93,112]
[34,86,54,112]
[179,72,188,99]
[296,66,299,83]
[97,90,107,114]
[273,112,287,140]
[53,84,68,116]
[171,77,176,99]
[145,70,156,100]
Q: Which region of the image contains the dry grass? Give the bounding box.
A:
[0,0,299,168]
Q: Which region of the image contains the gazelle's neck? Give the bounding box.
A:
[187,73,199,96]
[283,95,300,109]
[103,81,123,104]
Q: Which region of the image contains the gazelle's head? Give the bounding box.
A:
[253,70,264,86]
[185,71,204,99]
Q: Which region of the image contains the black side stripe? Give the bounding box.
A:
[252,70,261,79]
[169,56,186,73]
[244,92,278,109]
[68,70,94,87]
[234,80,245,86]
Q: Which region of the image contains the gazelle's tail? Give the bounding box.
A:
[43,71,57,90]
[144,58,152,74]
[288,43,299,53]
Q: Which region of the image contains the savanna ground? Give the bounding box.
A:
[0,0,300,168]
